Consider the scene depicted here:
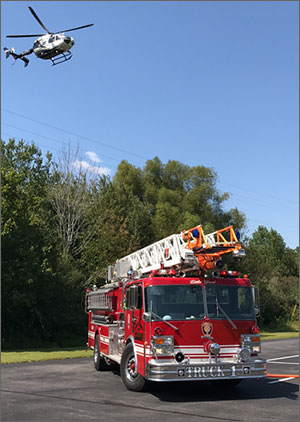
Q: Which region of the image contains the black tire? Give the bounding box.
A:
[93,334,110,371]
[210,379,243,388]
[120,343,146,391]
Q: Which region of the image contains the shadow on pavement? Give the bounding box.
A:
[110,365,298,403]
[147,379,299,403]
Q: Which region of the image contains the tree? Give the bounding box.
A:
[143,156,164,205]
[113,157,246,241]
[241,226,289,280]
[1,139,89,348]
[80,176,153,282]
[113,160,144,199]
[238,226,299,326]
[49,147,92,259]
[1,139,61,346]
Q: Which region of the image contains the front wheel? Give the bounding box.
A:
[93,334,110,371]
[120,343,146,391]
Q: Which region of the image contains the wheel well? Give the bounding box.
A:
[125,338,132,346]
[94,329,100,342]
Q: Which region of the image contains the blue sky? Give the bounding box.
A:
[1,1,299,248]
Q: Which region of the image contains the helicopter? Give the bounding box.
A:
[3,6,93,67]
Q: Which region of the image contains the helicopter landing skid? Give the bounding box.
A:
[51,51,72,66]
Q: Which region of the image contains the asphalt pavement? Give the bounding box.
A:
[1,338,299,422]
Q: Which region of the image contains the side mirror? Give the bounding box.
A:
[252,286,260,318]
[143,312,152,322]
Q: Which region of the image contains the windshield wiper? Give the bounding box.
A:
[215,297,237,330]
[150,311,179,331]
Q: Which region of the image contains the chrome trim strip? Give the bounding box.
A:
[149,367,266,375]
[145,359,267,381]
[146,374,266,382]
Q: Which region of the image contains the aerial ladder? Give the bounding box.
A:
[110,225,245,279]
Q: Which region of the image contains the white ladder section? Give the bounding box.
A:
[114,225,242,278]
[117,233,195,276]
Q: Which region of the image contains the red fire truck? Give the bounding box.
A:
[86,225,266,391]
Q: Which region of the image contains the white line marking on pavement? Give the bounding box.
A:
[267,354,299,362]
[267,362,299,365]
[269,377,297,384]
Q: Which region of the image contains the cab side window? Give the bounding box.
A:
[125,285,142,309]
[126,289,130,309]
[137,285,143,309]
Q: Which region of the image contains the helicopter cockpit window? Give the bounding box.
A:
[49,37,55,43]
[34,40,41,48]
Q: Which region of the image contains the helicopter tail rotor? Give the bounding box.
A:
[3,47,29,67]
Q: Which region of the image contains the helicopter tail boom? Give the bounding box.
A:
[3,47,29,67]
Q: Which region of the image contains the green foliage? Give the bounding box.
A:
[113,160,144,199]
[240,226,298,280]
[1,140,86,349]
[237,226,299,327]
[113,158,246,241]
[2,139,298,349]
[2,140,58,346]
[79,176,153,281]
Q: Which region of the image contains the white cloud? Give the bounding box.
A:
[85,151,101,163]
[73,160,111,176]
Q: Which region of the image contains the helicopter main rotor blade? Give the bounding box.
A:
[6,34,44,38]
[55,23,94,34]
[28,6,52,34]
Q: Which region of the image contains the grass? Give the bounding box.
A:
[260,321,299,340]
[2,324,298,364]
[260,331,299,340]
[1,347,93,364]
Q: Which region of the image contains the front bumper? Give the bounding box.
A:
[145,358,267,382]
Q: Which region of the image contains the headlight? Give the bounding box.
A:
[164,337,174,346]
[240,334,261,354]
[152,336,174,355]
[237,347,251,361]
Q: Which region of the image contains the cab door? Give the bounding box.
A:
[124,284,145,374]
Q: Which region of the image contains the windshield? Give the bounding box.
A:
[145,285,205,321]
[206,285,255,320]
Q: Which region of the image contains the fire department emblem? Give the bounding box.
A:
[201,322,213,336]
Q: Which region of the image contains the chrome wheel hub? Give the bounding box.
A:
[126,355,137,380]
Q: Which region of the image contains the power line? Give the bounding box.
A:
[3,130,297,214]
[2,113,298,209]
[2,122,122,164]
[1,108,148,161]
[224,191,298,211]
[1,131,119,171]
[219,181,298,207]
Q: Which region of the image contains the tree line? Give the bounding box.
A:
[1,139,298,349]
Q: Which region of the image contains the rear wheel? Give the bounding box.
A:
[93,334,110,371]
[120,343,146,391]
